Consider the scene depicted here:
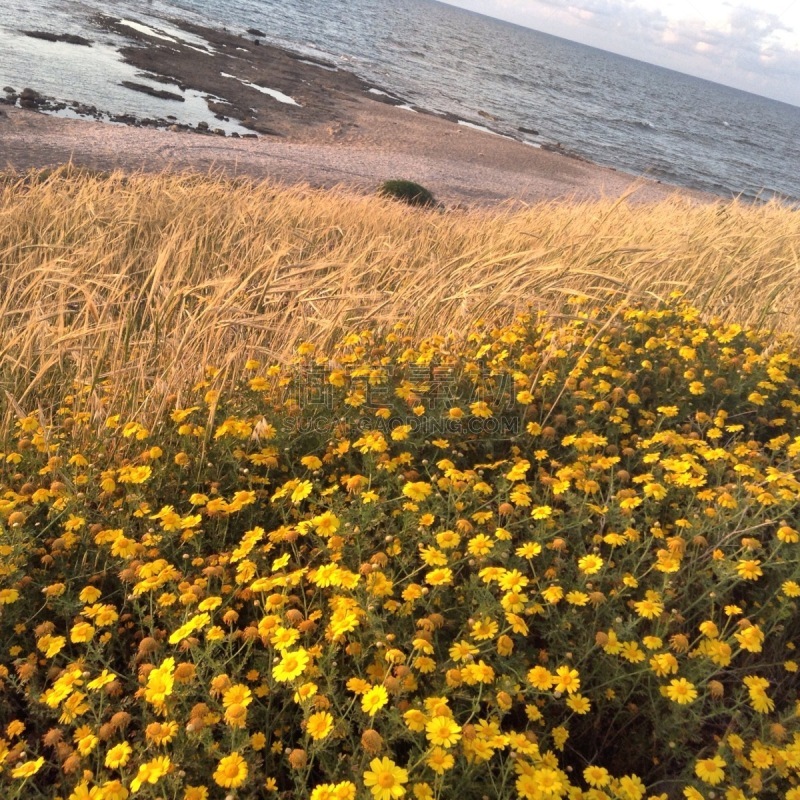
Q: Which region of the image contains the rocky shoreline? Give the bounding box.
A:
[1,14,565,150]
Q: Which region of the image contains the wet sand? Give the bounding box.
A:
[0,17,715,206]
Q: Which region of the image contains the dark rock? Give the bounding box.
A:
[19,88,44,110]
[3,87,15,94]
[230,131,240,138]
[288,52,337,70]
[27,31,60,42]
[213,128,225,136]
[478,110,498,121]
[120,81,184,101]
[196,120,209,130]
[23,30,92,46]
[247,28,266,37]
[518,126,539,136]
[540,142,588,162]
[241,133,258,139]
[61,33,92,46]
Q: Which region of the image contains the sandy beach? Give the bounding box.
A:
[0,18,713,206]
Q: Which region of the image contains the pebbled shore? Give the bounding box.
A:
[0,17,715,206]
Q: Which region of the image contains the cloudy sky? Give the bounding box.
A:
[439,0,800,106]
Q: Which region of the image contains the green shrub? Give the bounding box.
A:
[378,178,436,207]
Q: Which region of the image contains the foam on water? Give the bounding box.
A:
[220,72,301,105]
[118,19,177,42]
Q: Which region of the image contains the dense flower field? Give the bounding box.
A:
[0,298,798,800]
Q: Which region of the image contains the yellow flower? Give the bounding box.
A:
[664,677,697,704]
[224,703,248,728]
[311,785,337,800]
[425,747,455,774]
[734,624,765,653]
[361,685,389,716]
[0,589,19,604]
[403,482,432,502]
[74,725,99,756]
[145,657,175,710]
[583,765,610,787]
[695,754,726,785]
[347,677,371,695]
[783,580,800,597]
[11,756,44,779]
[37,634,66,658]
[470,401,493,418]
[403,709,428,732]
[424,568,453,586]
[105,742,133,769]
[213,752,248,789]
[649,653,679,677]
[273,648,310,682]
[577,554,604,575]
[633,592,663,620]
[566,693,591,714]
[516,542,542,558]
[616,774,645,800]
[425,716,461,748]
[291,480,313,504]
[101,779,129,800]
[307,711,334,740]
[223,683,253,708]
[527,665,555,691]
[541,585,564,604]
[130,755,171,792]
[470,618,498,640]
[117,465,152,484]
[552,725,569,750]
[620,641,646,663]
[363,757,408,800]
[146,720,179,746]
[776,525,799,543]
[736,556,765,581]
[553,665,580,694]
[313,511,341,537]
[70,621,96,643]
[517,768,565,800]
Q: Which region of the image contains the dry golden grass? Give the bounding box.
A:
[2,166,800,421]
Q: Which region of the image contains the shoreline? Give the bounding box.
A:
[0,16,717,206]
